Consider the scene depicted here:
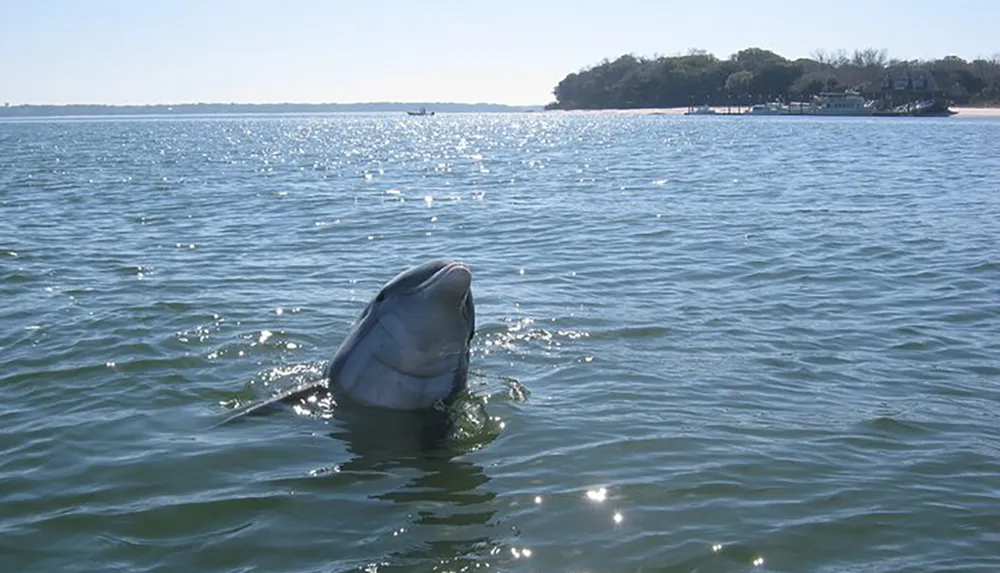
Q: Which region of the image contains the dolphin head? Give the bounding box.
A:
[326,260,476,410]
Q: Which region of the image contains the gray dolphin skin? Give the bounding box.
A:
[216,260,475,424]
[325,259,476,410]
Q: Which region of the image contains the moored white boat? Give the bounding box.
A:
[807,91,876,116]
[744,91,876,116]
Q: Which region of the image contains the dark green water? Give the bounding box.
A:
[1,113,998,572]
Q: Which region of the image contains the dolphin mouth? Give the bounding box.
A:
[372,350,464,379]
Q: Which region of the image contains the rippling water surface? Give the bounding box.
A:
[2,113,999,572]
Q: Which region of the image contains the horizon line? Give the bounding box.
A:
[1,100,545,108]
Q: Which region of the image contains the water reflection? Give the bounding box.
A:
[326,402,502,570]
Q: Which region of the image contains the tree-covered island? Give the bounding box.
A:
[546,47,1000,110]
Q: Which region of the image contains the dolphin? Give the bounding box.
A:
[324,259,476,410]
[217,260,475,424]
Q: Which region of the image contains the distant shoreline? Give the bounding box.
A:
[0,102,542,118]
[540,106,1000,118]
[3,103,997,120]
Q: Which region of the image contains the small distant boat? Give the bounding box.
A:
[746,102,785,115]
[406,107,435,116]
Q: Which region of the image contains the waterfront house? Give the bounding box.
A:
[874,68,945,106]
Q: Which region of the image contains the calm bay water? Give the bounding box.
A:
[1,113,999,572]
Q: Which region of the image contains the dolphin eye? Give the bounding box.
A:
[375,292,386,303]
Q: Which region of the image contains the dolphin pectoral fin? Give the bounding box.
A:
[212,380,331,427]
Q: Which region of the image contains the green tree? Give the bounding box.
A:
[791,71,836,97]
[724,71,754,102]
[731,47,788,73]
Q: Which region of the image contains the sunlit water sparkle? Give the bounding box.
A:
[1,113,999,573]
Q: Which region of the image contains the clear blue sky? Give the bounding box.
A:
[1,0,997,106]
